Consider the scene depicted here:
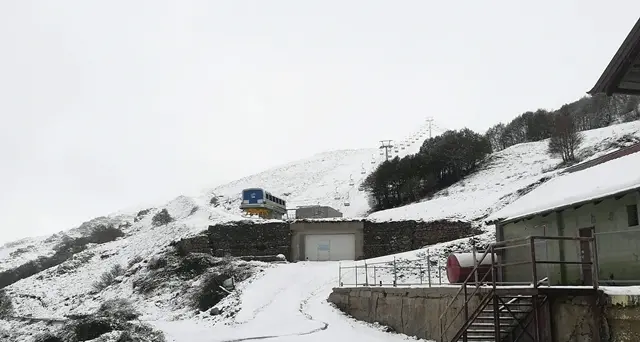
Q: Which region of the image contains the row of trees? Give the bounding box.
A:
[363,129,491,211]
[364,93,640,213]
[485,94,640,154]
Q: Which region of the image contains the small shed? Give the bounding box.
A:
[486,149,640,286]
[295,205,343,219]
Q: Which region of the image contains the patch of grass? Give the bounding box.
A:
[209,196,219,206]
[147,255,168,271]
[134,208,152,223]
[92,264,125,292]
[98,298,141,321]
[88,225,125,244]
[34,333,64,342]
[152,209,173,227]
[0,290,13,316]
[195,272,231,312]
[127,256,144,268]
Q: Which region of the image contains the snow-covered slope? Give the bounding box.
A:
[210,149,378,218]
[207,120,436,219]
[1,121,640,341]
[368,120,640,222]
[0,196,245,275]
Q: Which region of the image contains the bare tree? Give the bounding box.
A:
[548,111,583,163]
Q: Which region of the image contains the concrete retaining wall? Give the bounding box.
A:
[328,286,486,341]
[328,287,640,342]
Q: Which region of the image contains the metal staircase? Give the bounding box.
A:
[451,293,548,342]
[439,235,598,342]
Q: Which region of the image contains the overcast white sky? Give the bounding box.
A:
[1,1,639,243]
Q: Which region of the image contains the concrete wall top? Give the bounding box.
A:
[290,220,364,233]
[331,286,478,298]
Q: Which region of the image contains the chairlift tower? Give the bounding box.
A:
[379,140,394,162]
[426,117,434,139]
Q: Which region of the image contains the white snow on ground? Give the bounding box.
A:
[368,121,640,222]
[152,262,432,342]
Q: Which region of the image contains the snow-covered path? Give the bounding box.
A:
[155,262,426,341]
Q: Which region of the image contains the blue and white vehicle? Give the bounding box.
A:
[240,188,287,218]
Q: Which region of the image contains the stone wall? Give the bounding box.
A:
[173,219,478,262]
[172,234,211,256]
[363,220,477,258]
[208,221,292,259]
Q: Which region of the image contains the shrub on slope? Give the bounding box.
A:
[92,264,125,292]
[0,289,12,316]
[0,226,125,289]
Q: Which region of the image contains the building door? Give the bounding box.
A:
[304,234,356,261]
[578,227,594,285]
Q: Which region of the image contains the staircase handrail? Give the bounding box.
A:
[439,244,496,341]
[440,235,540,342]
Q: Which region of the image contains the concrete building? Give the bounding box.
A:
[486,147,640,285]
[290,220,364,261]
[294,205,343,219]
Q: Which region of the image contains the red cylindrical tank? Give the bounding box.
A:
[446,252,495,284]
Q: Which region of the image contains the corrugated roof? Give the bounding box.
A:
[588,17,640,96]
[486,150,640,225]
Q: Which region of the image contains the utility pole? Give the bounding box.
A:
[426,117,434,139]
[379,140,393,161]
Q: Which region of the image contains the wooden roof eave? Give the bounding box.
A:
[588,17,640,96]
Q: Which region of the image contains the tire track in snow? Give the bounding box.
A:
[231,271,320,325]
[219,272,337,342]
[231,285,289,325]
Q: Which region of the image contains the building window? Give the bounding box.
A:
[627,204,639,227]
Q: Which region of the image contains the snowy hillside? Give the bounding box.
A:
[0,196,246,275]
[208,124,433,219]
[211,149,378,217]
[1,121,640,341]
[368,120,640,222]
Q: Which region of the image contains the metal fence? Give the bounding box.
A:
[338,250,445,287]
[338,227,640,288]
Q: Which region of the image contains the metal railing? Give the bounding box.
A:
[338,250,444,287]
[439,235,598,342]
